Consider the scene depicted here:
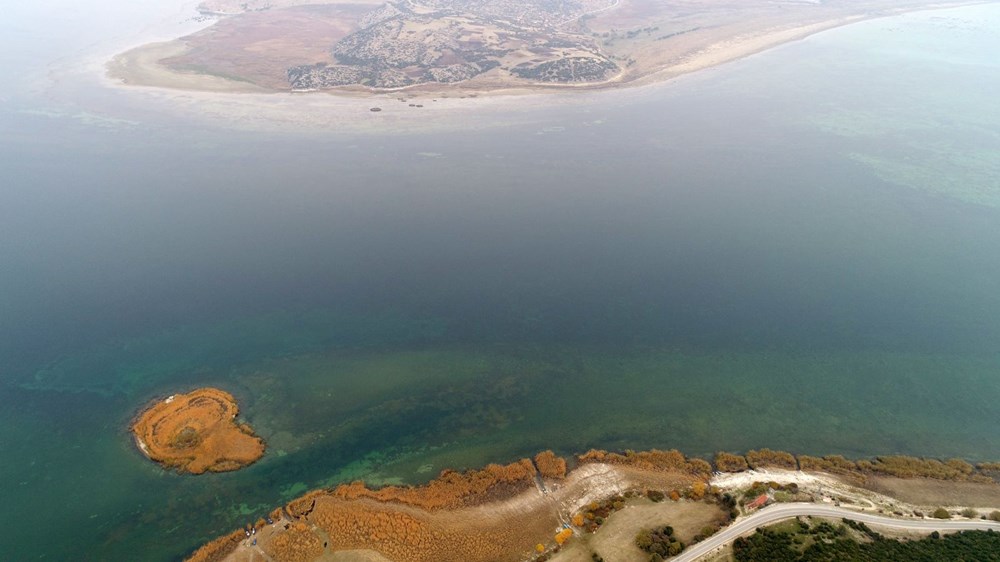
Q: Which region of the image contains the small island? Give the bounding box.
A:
[131,387,265,474]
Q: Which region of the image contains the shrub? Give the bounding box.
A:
[932,508,951,519]
[990,511,1000,522]
[961,508,978,518]
[716,452,749,472]
[745,449,797,470]
[636,525,684,558]
[858,456,971,480]
[535,450,567,479]
[797,454,859,476]
[555,528,573,545]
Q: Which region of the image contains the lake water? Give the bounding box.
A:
[2,2,1000,560]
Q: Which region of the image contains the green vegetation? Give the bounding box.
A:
[734,518,1000,561]
[742,481,799,506]
[933,507,951,519]
[635,525,685,560]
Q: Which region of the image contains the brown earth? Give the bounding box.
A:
[162,3,369,89]
[131,387,265,474]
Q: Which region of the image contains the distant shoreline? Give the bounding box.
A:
[106,0,995,100]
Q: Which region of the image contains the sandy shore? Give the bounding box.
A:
[92,0,997,134]
[106,0,992,98]
[108,41,270,93]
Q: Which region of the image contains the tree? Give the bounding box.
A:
[555,528,573,545]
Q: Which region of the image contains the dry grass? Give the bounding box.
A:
[864,476,1000,508]
[330,459,538,510]
[204,451,712,562]
[286,493,558,562]
[536,450,567,479]
[163,4,368,88]
[578,449,711,478]
[197,447,1000,562]
[131,387,265,474]
[550,498,726,562]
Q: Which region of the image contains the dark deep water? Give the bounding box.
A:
[2,3,1000,560]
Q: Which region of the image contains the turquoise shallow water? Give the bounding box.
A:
[2,3,1000,560]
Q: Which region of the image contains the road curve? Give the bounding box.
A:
[673,502,1000,562]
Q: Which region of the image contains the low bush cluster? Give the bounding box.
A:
[578,495,627,533]
[635,525,685,560]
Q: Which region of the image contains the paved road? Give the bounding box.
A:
[673,502,1000,562]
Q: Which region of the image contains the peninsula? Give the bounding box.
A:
[187,449,1000,562]
[131,387,266,474]
[108,0,986,96]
